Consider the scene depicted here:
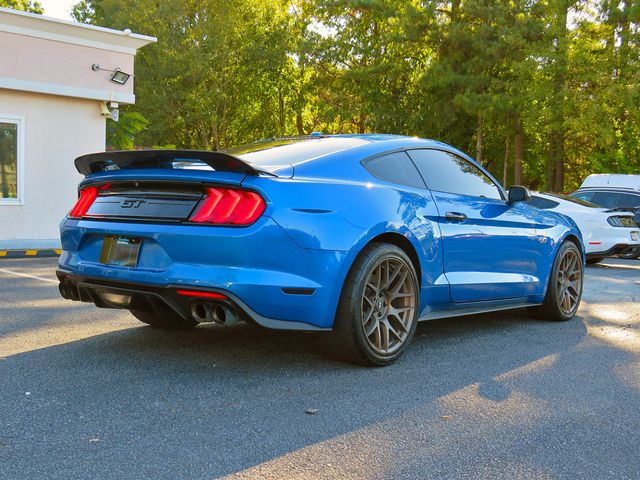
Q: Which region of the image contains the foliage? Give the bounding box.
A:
[106,110,149,150]
[73,0,640,191]
[0,0,43,14]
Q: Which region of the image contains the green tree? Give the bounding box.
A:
[74,0,295,150]
[0,0,43,14]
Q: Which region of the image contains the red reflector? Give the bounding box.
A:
[588,241,602,245]
[176,290,228,299]
[190,187,265,225]
[68,186,98,218]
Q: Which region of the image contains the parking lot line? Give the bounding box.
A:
[0,267,58,284]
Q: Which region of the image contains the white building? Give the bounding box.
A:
[0,7,155,250]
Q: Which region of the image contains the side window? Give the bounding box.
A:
[0,115,24,205]
[528,196,560,210]
[407,149,503,200]
[590,192,618,208]
[571,191,595,203]
[363,151,425,189]
[613,193,640,209]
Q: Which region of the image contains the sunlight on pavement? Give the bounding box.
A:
[0,317,134,358]
[594,261,640,272]
[587,303,636,324]
[587,326,640,353]
[223,387,549,480]
[583,301,640,353]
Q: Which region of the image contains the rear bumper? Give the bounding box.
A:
[56,270,329,331]
[586,243,638,258]
[58,217,354,329]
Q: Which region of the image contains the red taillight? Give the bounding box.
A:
[176,290,228,299]
[68,186,98,219]
[190,187,265,225]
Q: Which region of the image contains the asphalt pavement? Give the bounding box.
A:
[0,257,638,479]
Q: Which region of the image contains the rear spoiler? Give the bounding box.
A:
[74,149,273,176]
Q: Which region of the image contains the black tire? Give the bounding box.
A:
[130,310,198,329]
[529,240,583,322]
[586,257,603,265]
[328,243,419,366]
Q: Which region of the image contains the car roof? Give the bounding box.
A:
[226,134,475,174]
[580,174,640,191]
[575,187,640,195]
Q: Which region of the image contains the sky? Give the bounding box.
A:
[38,0,76,20]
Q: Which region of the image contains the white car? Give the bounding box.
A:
[530,192,640,264]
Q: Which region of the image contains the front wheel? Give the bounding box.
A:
[529,240,583,322]
[329,243,419,366]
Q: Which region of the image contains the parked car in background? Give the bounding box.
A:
[571,174,640,259]
[571,174,640,210]
[57,135,585,365]
[529,192,640,264]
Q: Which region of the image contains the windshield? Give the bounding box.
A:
[225,137,370,169]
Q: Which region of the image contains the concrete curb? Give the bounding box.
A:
[0,249,62,258]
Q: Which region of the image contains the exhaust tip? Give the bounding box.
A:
[211,304,226,325]
[191,302,211,323]
[190,302,228,324]
[59,283,79,301]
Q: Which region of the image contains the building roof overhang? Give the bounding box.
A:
[0,6,156,55]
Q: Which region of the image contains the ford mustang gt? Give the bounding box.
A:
[57,135,585,365]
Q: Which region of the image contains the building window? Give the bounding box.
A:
[0,115,25,205]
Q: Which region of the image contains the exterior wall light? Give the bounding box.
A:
[91,64,133,85]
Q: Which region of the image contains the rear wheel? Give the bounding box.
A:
[529,240,583,321]
[130,310,198,329]
[329,243,419,366]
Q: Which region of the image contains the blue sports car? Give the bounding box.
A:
[57,135,584,365]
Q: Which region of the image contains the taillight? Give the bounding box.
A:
[68,186,98,218]
[190,187,265,225]
[608,215,637,228]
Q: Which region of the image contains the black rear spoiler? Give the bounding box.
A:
[74,149,273,176]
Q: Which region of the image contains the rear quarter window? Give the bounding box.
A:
[363,152,425,189]
[529,196,560,210]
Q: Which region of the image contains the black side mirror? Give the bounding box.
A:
[507,185,531,204]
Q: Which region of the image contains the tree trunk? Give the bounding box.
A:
[503,134,510,186]
[475,113,483,165]
[277,88,285,137]
[296,112,305,136]
[548,0,569,191]
[212,119,220,151]
[514,117,524,185]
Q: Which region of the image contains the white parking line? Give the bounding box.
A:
[0,267,58,284]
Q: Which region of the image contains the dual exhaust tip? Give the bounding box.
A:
[190,302,227,324]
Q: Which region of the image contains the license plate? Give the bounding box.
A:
[100,236,141,267]
[632,232,639,242]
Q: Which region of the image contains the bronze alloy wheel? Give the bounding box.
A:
[361,257,417,355]
[555,246,582,315]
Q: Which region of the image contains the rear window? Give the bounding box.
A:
[225,137,370,169]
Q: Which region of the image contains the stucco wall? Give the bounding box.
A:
[0,89,105,248]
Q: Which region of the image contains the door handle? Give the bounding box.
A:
[445,212,467,222]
